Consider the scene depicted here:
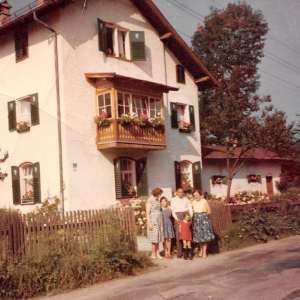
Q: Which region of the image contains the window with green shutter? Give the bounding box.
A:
[33,162,41,204]
[136,158,148,197]
[170,102,178,128]
[8,101,16,131]
[98,18,107,53]
[30,93,40,126]
[174,161,181,190]
[114,158,123,199]
[176,65,185,84]
[11,166,21,205]
[192,161,202,190]
[189,105,195,131]
[130,31,146,61]
[15,25,28,62]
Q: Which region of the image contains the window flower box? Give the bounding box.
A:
[133,113,150,127]
[16,121,30,133]
[120,114,133,125]
[22,190,34,203]
[247,174,262,183]
[94,112,110,127]
[149,114,164,130]
[178,119,193,133]
[212,175,228,185]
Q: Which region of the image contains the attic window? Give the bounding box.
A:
[15,25,28,62]
[176,65,185,84]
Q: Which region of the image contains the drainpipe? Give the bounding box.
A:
[33,12,65,213]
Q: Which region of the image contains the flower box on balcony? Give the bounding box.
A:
[16,121,30,133]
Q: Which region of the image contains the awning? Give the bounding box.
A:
[85,73,179,93]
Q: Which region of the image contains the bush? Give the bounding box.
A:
[0,226,152,299]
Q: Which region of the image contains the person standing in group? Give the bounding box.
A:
[160,197,175,259]
[146,188,164,259]
[179,212,193,260]
[192,189,215,258]
[171,188,193,258]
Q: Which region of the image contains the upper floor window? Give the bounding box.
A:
[8,94,40,132]
[98,92,112,118]
[15,25,28,62]
[97,18,146,61]
[170,102,195,132]
[176,65,185,84]
[117,92,162,118]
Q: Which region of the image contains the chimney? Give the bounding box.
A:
[0,1,12,26]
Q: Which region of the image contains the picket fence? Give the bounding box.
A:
[0,207,136,262]
[209,201,232,235]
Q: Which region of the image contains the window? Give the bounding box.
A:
[176,65,185,84]
[15,26,28,62]
[175,161,202,191]
[170,102,195,131]
[20,163,34,203]
[114,157,148,199]
[247,174,261,183]
[11,162,41,205]
[98,18,145,61]
[212,175,227,185]
[8,94,40,132]
[116,92,162,118]
[98,93,112,118]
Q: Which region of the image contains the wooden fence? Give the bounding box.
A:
[0,207,136,262]
[209,201,232,235]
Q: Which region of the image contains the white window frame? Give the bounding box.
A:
[177,103,188,123]
[97,92,112,118]
[180,161,193,186]
[18,96,31,125]
[20,162,34,203]
[120,158,136,197]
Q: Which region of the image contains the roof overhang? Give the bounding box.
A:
[85,72,179,93]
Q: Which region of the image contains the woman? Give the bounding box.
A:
[146,188,164,259]
[191,189,215,258]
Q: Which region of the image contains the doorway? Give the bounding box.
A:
[266,176,274,195]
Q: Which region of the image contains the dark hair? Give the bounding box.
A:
[192,189,202,196]
[176,188,184,192]
[152,188,163,197]
[160,197,168,203]
[184,211,191,218]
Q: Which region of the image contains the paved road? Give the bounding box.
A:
[38,236,300,300]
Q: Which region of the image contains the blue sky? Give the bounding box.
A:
[8,0,300,125]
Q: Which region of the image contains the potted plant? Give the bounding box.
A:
[22,190,34,203]
[122,182,136,197]
[149,114,164,129]
[133,113,150,127]
[178,119,193,133]
[94,111,110,127]
[16,121,30,133]
[181,173,192,193]
[212,175,228,185]
[247,174,262,183]
[120,114,133,125]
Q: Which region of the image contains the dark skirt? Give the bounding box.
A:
[193,213,215,243]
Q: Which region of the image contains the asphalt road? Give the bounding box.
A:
[37,236,300,300]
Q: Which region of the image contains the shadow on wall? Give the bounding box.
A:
[133,46,152,77]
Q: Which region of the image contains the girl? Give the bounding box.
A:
[160,197,175,259]
[179,212,193,260]
[192,189,215,258]
[146,188,164,259]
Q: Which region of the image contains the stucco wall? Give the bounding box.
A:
[202,160,282,197]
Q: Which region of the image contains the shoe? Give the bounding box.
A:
[198,251,203,257]
[157,255,164,259]
[177,254,182,259]
[188,248,193,260]
[151,255,157,259]
[183,248,188,260]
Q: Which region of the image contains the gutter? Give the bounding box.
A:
[33,12,65,213]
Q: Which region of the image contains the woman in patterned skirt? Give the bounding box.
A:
[192,189,215,258]
[160,197,175,259]
[146,188,164,259]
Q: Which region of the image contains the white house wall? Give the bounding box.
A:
[202,160,281,197]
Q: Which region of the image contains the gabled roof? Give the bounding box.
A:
[0,0,217,90]
[202,145,283,161]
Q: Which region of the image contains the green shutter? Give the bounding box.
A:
[33,162,41,204]
[114,158,122,199]
[170,102,178,128]
[175,161,181,190]
[8,101,16,131]
[98,18,107,53]
[130,31,146,61]
[15,26,28,61]
[189,105,195,131]
[136,158,148,197]
[257,175,262,184]
[11,166,21,205]
[30,93,40,126]
[192,161,202,190]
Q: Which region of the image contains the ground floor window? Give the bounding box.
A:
[114,157,148,199]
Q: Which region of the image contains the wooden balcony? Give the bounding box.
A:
[97,120,166,150]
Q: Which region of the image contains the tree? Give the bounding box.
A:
[0,148,9,181]
[192,2,271,201]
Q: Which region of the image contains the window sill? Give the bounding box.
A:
[106,54,132,62]
[179,128,191,133]
[16,55,29,63]
[21,202,35,206]
[17,127,30,133]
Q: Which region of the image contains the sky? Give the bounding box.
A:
[8,0,300,125]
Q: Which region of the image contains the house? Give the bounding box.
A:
[0,0,217,212]
[201,146,283,197]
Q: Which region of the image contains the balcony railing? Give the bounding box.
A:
[97,120,166,150]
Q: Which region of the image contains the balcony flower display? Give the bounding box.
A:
[133,113,150,127]
[120,114,133,125]
[22,190,34,202]
[16,121,30,133]
[149,114,164,129]
[94,112,110,127]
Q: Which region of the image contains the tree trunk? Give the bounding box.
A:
[226,178,232,203]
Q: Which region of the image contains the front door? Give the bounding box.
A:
[266,176,274,195]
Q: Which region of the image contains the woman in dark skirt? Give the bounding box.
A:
[191,189,214,258]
